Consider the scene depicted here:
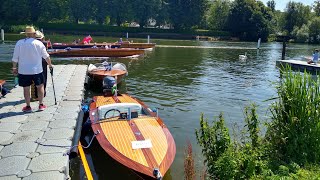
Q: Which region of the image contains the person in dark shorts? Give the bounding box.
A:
[12,26,53,112]
[33,30,48,99]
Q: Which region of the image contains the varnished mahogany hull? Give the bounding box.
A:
[88,69,127,82]
[119,43,156,49]
[48,48,144,57]
[51,42,155,49]
[89,94,176,179]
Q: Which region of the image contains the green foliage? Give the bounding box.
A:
[283,2,311,34]
[196,106,266,179]
[195,113,230,177]
[226,0,272,41]
[168,0,208,30]
[196,68,320,179]
[308,17,320,43]
[292,24,309,43]
[133,0,161,27]
[207,0,230,30]
[266,67,320,165]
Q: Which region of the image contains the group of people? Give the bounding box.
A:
[12,26,53,112]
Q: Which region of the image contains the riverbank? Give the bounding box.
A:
[1,23,231,41]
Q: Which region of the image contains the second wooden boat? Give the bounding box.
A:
[117,42,156,49]
[87,62,128,82]
[88,94,176,179]
[48,48,144,57]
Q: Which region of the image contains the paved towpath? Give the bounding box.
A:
[0,65,87,180]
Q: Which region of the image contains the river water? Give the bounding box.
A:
[0,39,317,179]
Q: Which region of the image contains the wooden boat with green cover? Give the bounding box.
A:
[89,94,176,179]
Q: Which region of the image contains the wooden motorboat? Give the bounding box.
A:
[117,42,156,49]
[48,48,144,57]
[89,94,176,179]
[87,62,128,82]
[50,42,155,49]
[50,43,108,49]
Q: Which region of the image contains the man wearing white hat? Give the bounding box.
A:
[12,26,53,112]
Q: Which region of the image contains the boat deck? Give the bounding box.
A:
[276,59,320,73]
[0,65,87,179]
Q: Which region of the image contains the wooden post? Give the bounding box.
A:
[282,38,286,60]
[1,29,4,43]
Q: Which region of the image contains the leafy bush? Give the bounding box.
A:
[266,68,320,166]
[196,68,320,179]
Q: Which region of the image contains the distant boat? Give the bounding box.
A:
[48,48,144,57]
[116,42,156,49]
[239,52,247,61]
[87,62,128,83]
[50,42,156,49]
[88,94,176,179]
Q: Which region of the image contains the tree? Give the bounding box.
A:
[108,0,134,26]
[292,24,309,43]
[207,0,231,30]
[308,17,320,43]
[227,0,272,41]
[133,0,161,28]
[92,0,108,25]
[69,0,93,23]
[189,0,209,28]
[267,0,276,12]
[283,2,311,35]
[168,0,208,30]
[28,0,41,22]
[39,0,69,22]
[155,0,170,27]
[313,0,320,16]
[2,0,30,23]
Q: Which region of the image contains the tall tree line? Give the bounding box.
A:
[0,0,208,29]
[2,0,320,43]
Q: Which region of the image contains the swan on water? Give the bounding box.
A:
[239,52,247,60]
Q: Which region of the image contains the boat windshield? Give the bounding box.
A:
[98,103,143,121]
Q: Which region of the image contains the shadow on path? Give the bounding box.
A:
[0,99,24,109]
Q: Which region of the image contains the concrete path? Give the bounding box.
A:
[0,65,87,180]
[276,59,320,73]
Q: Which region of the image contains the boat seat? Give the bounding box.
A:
[98,103,142,120]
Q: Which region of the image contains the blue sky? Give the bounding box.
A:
[260,0,315,11]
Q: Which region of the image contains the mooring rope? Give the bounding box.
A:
[35,130,100,156]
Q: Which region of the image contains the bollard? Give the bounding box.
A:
[147,35,150,43]
[41,28,43,33]
[282,40,286,60]
[1,29,4,42]
[126,32,128,40]
[257,38,261,49]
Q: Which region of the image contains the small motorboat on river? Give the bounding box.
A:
[88,94,176,179]
[116,42,156,49]
[48,48,145,57]
[87,61,128,83]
